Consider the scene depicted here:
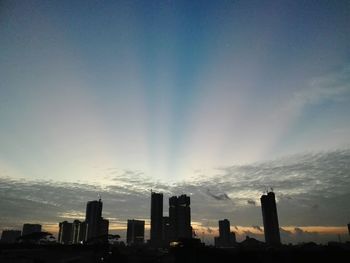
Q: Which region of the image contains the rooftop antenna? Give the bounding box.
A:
[98,193,101,201]
[270,187,274,193]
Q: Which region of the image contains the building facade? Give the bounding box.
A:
[214,219,236,247]
[150,191,163,247]
[85,199,103,241]
[58,221,73,244]
[22,224,42,236]
[162,216,171,245]
[169,195,192,241]
[72,220,86,244]
[1,230,21,243]
[127,219,145,245]
[260,191,281,246]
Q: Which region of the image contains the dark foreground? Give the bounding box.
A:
[1,243,349,263]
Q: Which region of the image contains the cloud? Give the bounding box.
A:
[279,227,292,235]
[295,65,350,106]
[294,227,304,235]
[205,189,231,201]
[0,149,349,243]
[252,225,263,232]
[206,227,213,234]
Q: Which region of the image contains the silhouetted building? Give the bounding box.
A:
[85,199,103,240]
[162,216,171,245]
[229,232,236,244]
[261,191,281,246]
[150,191,163,247]
[169,195,192,241]
[58,221,73,244]
[127,219,145,245]
[72,220,86,244]
[1,230,21,243]
[241,235,265,248]
[100,218,109,237]
[214,219,236,247]
[22,224,41,236]
[219,219,230,244]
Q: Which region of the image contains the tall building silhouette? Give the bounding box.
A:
[85,199,103,241]
[150,191,163,247]
[219,219,230,243]
[72,220,86,244]
[127,219,145,245]
[162,216,171,245]
[100,218,109,241]
[260,191,281,246]
[58,221,73,244]
[22,224,41,236]
[1,230,21,243]
[214,219,236,247]
[169,195,192,240]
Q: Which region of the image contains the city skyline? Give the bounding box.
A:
[1,0,350,245]
[1,186,349,245]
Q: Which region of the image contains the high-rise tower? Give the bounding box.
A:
[260,191,281,246]
[169,194,192,240]
[215,219,236,247]
[127,219,145,245]
[150,191,163,247]
[58,221,73,244]
[22,224,41,236]
[85,199,103,240]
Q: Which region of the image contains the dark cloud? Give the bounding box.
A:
[205,189,231,201]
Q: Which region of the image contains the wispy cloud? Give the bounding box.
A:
[295,65,350,105]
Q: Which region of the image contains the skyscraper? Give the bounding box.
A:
[162,216,171,245]
[72,220,86,244]
[214,219,236,247]
[219,219,230,244]
[99,218,109,239]
[1,230,21,243]
[22,224,42,236]
[150,191,163,247]
[260,191,281,246]
[85,199,103,241]
[58,221,73,244]
[169,195,192,240]
[127,219,145,245]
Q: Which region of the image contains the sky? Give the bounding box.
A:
[0,0,350,244]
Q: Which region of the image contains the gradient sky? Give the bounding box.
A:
[1,0,350,243]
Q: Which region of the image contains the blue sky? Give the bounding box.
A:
[0,0,350,242]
